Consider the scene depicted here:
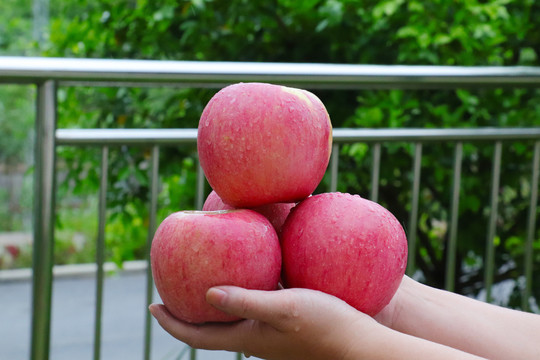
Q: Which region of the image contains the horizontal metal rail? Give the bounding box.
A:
[55,127,540,146]
[2,57,540,88]
[56,129,199,146]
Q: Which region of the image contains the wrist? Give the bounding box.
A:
[340,317,395,360]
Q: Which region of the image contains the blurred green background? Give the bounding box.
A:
[1,0,539,309]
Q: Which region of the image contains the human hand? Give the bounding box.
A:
[149,286,385,360]
[373,275,410,329]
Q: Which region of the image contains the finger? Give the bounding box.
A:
[149,303,254,352]
[206,286,303,328]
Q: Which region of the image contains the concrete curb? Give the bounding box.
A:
[0,260,148,282]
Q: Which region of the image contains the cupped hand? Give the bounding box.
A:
[149,286,385,360]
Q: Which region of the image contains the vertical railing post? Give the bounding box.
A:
[370,143,381,202]
[484,141,502,303]
[445,142,463,292]
[196,159,205,210]
[144,146,160,360]
[93,146,109,360]
[30,80,57,360]
[329,143,339,192]
[523,141,540,310]
[407,143,422,275]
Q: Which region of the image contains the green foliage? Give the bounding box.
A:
[0,86,35,165]
[54,195,99,265]
[3,0,540,307]
[0,85,35,232]
[46,0,540,306]
[0,0,38,234]
[0,0,37,55]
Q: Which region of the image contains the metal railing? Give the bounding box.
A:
[1,56,540,360]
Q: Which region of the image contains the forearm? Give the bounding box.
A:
[390,277,540,359]
[346,325,485,360]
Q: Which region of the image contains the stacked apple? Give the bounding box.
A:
[151,82,408,324]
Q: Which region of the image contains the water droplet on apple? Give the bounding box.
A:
[191,242,202,253]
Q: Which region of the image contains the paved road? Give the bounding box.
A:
[0,268,247,360]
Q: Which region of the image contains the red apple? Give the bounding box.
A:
[281,192,408,316]
[202,190,295,236]
[197,82,332,208]
[151,209,282,324]
[201,190,236,211]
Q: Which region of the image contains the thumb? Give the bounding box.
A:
[206,286,291,325]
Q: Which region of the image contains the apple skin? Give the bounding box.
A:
[150,209,282,324]
[281,192,408,316]
[201,190,236,211]
[197,82,332,208]
[202,190,295,236]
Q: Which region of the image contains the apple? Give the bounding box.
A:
[281,192,408,316]
[202,190,295,236]
[150,209,282,324]
[197,82,332,208]
[253,202,296,237]
[201,190,236,211]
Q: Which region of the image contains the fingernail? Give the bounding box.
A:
[148,304,160,317]
[206,287,228,308]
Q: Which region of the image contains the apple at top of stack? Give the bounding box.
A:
[197,82,332,208]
